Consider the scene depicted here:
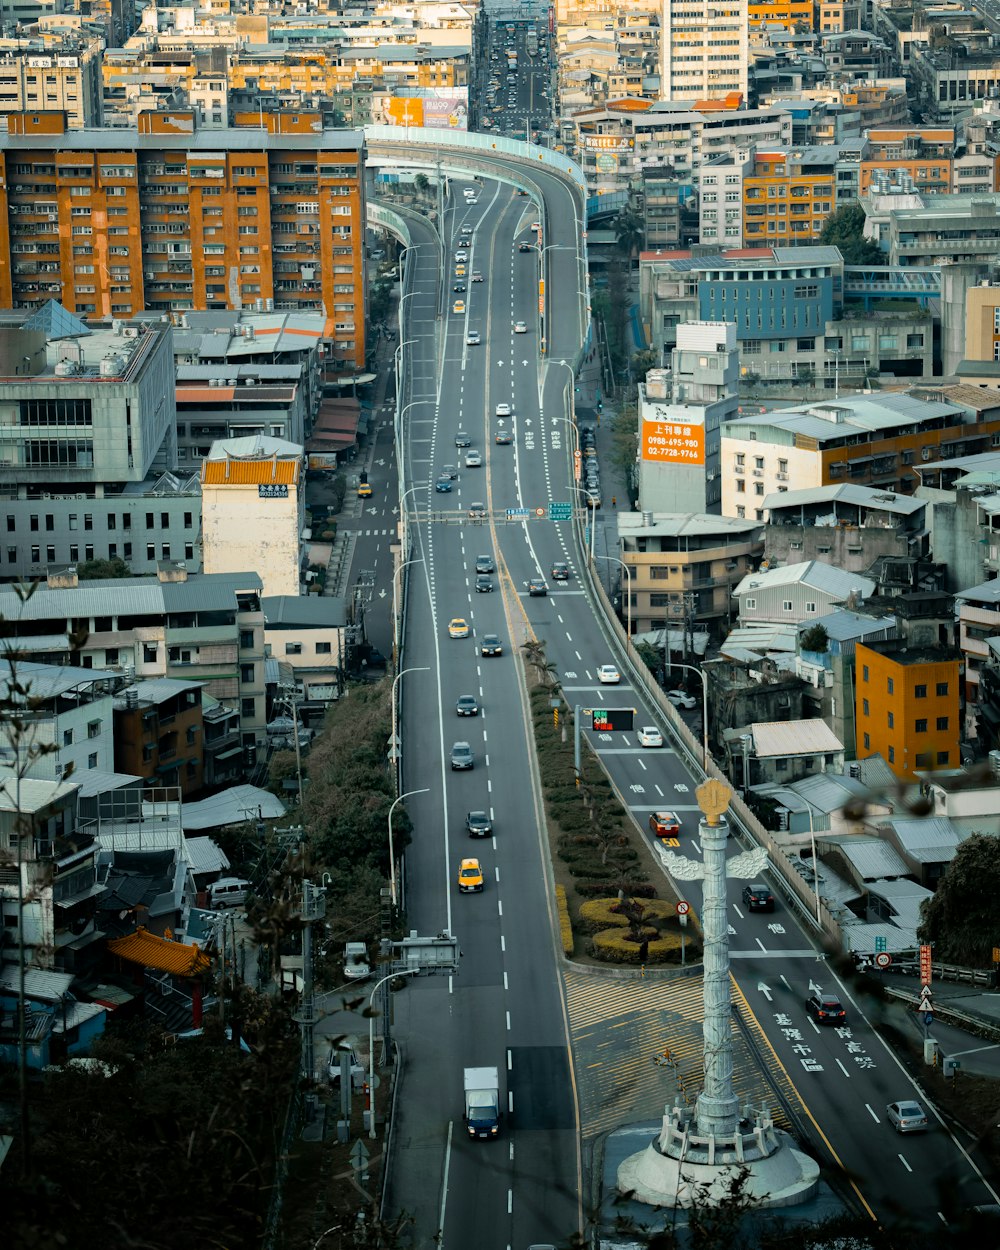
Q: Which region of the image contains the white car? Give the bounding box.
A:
[465,450,482,467]
[597,665,620,685]
[637,727,663,748]
[463,188,476,198]
[467,330,481,346]
[495,403,512,417]
[514,321,528,334]
[454,250,469,263]
[667,690,697,709]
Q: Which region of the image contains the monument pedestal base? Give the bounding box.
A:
[617,1106,819,1210]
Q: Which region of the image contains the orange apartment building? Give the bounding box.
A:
[855,639,961,780]
[0,109,367,367]
[738,148,835,245]
[858,127,955,195]
[748,0,812,29]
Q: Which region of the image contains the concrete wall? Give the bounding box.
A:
[764,524,908,574]
[202,482,302,598]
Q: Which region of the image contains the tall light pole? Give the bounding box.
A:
[593,553,632,638]
[390,667,428,794]
[367,968,419,1138]
[666,659,710,770]
[387,788,428,909]
[806,803,822,927]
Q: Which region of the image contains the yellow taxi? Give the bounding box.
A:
[457,858,485,893]
[452,299,466,314]
[357,480,372,498]
[455,265,467,278]
[448,618,470,639]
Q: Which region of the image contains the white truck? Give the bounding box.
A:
[463,1066,501,1140]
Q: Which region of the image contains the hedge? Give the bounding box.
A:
[575,879,656,899]
[555,885,574,955]
[590,928,689,964]
[577,897,677,935]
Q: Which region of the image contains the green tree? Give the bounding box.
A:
[77,557,131,579]
[607,403,639,481]
[631,348,658,381]
[918,833,1000,966]
[614,205,644,260]
[817,203,885,265]
[800,624,829,653]
[413,172,430,196]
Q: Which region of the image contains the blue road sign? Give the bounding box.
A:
[506,507,530,520]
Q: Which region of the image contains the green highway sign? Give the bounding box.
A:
[548,501,572,521]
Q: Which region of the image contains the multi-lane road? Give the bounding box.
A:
[374,158,999,1245]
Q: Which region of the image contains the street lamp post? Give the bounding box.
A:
[806,804,823,927]
[367,968,419,1139]
[390,668,428,794]
[593,553,632,638]
[666,658,710,770]
[387,787,428,909]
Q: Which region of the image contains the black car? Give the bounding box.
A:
[518,241,532,253]
[456,695,480,716]
[481,633,503,656]
[527,577,547,596]
[466,810,493,837]
[475,574,494,592]
[453,283,466,293]
[435,477,453,493]
[551,561,570,580]
[455,430,471,447]
[742,883,775,913]
[495,430,513,445]
[475,554,495,574]
[805,993,847,1026]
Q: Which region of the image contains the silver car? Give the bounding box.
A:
[886,1101,928,1133]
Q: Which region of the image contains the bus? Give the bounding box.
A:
[526,30,538,56]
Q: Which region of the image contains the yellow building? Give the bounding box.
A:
[0,109,367,368]
[742,148,835,245]
[748,0,813,30]
[855,640,961,780]
[964,283,1000,366]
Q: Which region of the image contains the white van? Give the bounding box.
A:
[208,877,251,909]
[343,941,371,980]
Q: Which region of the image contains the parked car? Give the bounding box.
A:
[667,690,697,709]
[742,883,775,913]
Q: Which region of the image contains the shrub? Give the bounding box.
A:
[555,885,573,955]
[575,880,657,899]
[590,928,684,963]
[577,896,676,935]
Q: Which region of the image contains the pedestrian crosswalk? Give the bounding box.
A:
[563,967,800,1140]
[339,528,396,537]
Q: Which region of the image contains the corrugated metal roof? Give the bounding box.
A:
[810,608,897,643]
[763,483,924,515]
[0,770,79,813]
[881,815,961,859]
[0,966,75,1000]
[181,784,285,831]
[751,719,844,757]
[836,836,910,880]
[262,595,347,627]
[841,921,919,954]
[160,572,262,611]
[0,579,166,623]
[0,659,116,701]
[185,835,230,875]
[735,560,875,600]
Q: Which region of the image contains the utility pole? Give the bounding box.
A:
[297,877,327,1082]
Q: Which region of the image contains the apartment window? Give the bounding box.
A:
[241,697,256,718]
[30,515,38,532]
[46,545,54,562]
[285,642,303,656]
[161,544,170,560]
[754,483,764,496]
[914,684,927,698]
[6,547,14,564]
[736,479,746,493]
[183,511,193,529]
[736,453,745,466]
[105,649,119,666]
[63,728,74,747]
[782,600,792,612]
[240,664,255,684]
[69,544,78,561]
[84,513,93,531]
[240,630,254,649]
[936,716,949,731]
[864,733,871,750]
[87,720,101,739]
[778,459,788,473]
[30,545,39,563]
[88,753,98,769]
[805,601,816,613]
[888,746,895,763]
[736,506,745,518]
[316,642,332,655]
[915,752,932,769]
[937,750,950,766]
[915,719,928,733]
[887,711,894,729]
[146,544,155,561]
[936,682,949,696]
[754,456,764,470]
[85,545,93,561]
[745,597,756,609]
[862,699,870,716]
[185,544,194,560]
[887,677,894,694]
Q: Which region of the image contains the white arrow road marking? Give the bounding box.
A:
[757,983,772,1001]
